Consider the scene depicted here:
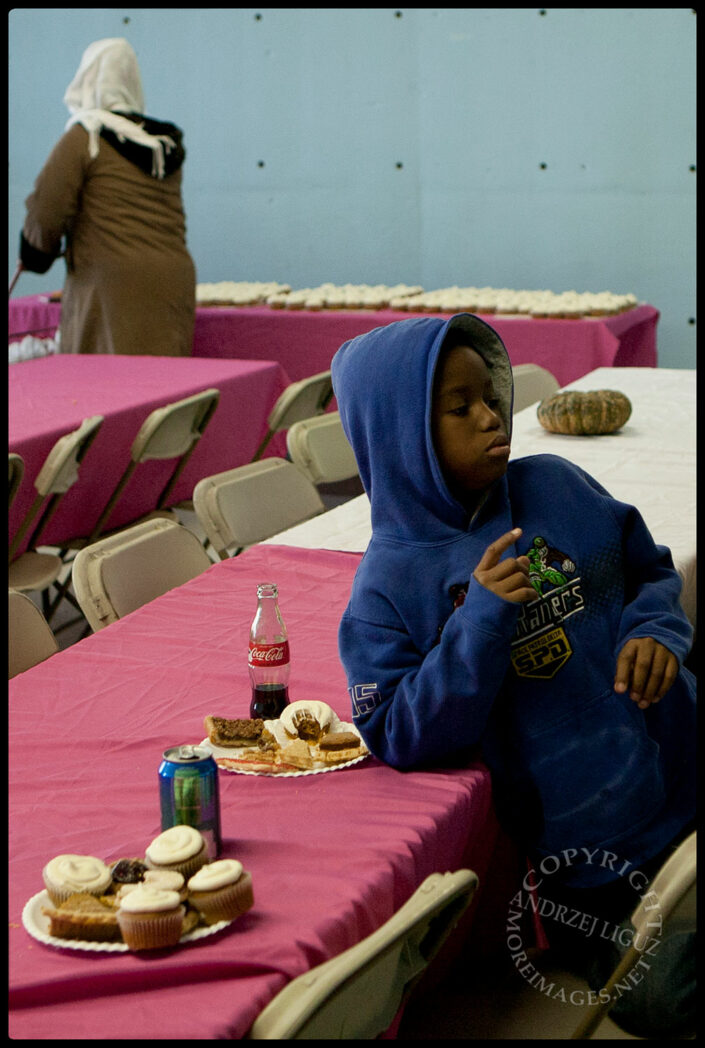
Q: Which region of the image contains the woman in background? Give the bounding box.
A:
[19,37,196,356]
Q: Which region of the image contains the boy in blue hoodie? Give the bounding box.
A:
[331,313,695,1036]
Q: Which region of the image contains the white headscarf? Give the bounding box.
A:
[63,38,176,178]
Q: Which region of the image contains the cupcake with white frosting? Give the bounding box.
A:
[144,825,208,880]
[143,868,188,902]
[42,854,113,905]
[115,870,187,904]
[186,859,254,925]
[117,884,185,950]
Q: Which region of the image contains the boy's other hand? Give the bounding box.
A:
[473,527,535,604]
[614,637,679,708]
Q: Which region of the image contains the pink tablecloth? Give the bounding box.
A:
[8,294,62,340]
[192,304,659,386]
[9,295,659,386]
[9,546,501,1040]
[8,354,288,552]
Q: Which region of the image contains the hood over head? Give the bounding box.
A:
[331,313,514,540]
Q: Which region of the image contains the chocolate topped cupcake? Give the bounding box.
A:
[110,858,147,887]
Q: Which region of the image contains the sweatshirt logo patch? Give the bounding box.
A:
[511,625,573,679]
[526,535,576,596]
[511,536,584,679]
[349,683,382,717]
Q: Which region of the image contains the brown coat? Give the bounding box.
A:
[23,124,196,356]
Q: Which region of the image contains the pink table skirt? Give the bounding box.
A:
[9,546,501,1039]
[10,295,659,386]
[8,354,288,552]
[8,294,62,340]
[192,304,659,386]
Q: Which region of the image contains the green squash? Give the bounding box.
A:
[537,389,632,435]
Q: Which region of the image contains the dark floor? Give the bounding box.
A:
[397,947,641,1040]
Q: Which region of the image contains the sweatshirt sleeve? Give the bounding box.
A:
[339,579,520,770]
[21,126,87,271]
[616,502,693,664]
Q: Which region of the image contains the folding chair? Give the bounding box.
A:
[8,588,60,678]
[571,830,696,1039]
[251,370,333,461]
[193,458,325,559]
[511,363,560,413]
[247,868,479,1040]
[71,518,214,632]
[84,387,220,543]
[48,389,220,620]
[9,452,25,508]
[285,411,359,486]
[8,417,104,616]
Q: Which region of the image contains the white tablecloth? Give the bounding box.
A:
[265,367,696,627]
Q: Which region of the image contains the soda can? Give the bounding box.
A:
[159,745,222,860]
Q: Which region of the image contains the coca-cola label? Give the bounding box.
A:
[248,641,290,667]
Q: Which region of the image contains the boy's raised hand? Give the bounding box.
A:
[473,527,535,604]
[614,637,679,709]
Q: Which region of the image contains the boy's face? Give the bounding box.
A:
[431,343,510,507]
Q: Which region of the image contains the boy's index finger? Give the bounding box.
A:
[476,528,523,570]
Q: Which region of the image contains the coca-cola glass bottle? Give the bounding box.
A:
[248,583,290,719]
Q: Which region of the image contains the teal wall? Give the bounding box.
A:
[8,8,696,368]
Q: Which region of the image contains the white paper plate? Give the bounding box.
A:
[203,744,368,777]
[199,717,369,777]
[22,890,231,953]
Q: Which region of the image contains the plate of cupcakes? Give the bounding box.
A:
[23,827,254,952]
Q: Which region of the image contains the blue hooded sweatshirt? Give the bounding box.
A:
[331,313,695,888]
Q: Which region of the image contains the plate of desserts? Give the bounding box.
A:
[201,700,369,776]
[22,890,232,953]
[23,827,253,953]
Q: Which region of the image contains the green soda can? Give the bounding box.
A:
[159,745,221,860]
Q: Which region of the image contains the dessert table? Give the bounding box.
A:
[8,545,504,1040]
[263,367,696,630]
[8,293,62,340]
[190,303,658,386]
[9,294,659,386]
[8,354,288,554]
